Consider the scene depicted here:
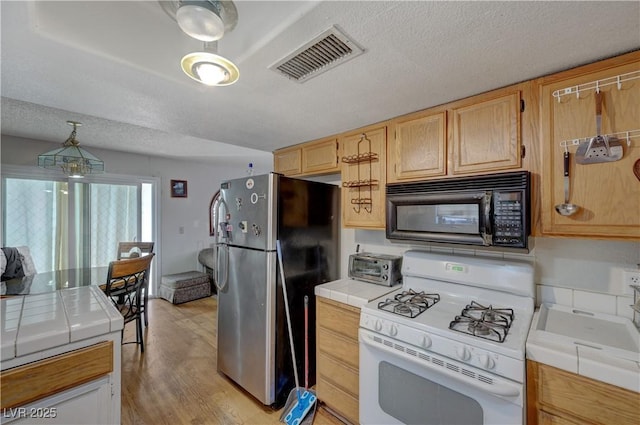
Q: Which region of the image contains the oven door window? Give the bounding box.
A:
[379,361,483,424]
[397,203,480,235]
[352,258,382,278]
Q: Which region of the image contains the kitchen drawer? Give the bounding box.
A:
[1,341,113,409]
[317,328,359,369]
[317,351,358,397]
[317,376,359,425]
[316,297,360,341]
[536,362,640,425]
[538,410,583,425]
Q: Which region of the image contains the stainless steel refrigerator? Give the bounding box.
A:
[214,173,339,407]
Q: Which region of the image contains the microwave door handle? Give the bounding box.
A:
[481,192,493,246]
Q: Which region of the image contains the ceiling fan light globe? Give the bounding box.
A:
[193,62,228,85]
[176,4,225,41]
[181,51,239,86]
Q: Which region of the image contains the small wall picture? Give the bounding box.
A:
[171,180,188,198]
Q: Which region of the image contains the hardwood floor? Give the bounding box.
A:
[121,296,344,425]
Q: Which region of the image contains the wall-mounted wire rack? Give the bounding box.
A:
[552,70,640,101]
[342,133,378,213]
[559,129,639,150]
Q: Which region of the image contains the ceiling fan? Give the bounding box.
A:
[159,1,239,86]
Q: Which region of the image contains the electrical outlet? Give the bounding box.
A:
[623,269,640,295]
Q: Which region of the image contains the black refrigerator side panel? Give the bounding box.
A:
[273,176,340,407]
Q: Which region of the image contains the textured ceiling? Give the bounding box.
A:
[2,1,639,166]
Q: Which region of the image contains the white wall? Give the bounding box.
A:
[1,135,272,277]
[341,228,640,319]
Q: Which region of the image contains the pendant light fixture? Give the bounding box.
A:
[37,121,104,178]
[160,1,239,86]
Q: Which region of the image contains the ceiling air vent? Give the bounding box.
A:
[269,26,364,83]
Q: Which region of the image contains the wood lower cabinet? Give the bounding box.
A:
[273,137,340,177]
[539,51,640,239]
[449,86,523,175]
[341,124,387,228]
[527,360,640,425]
[316,297,360,424]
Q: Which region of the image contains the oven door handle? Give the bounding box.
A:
[360,333,521,398]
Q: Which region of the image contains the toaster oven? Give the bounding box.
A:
[348,253,402,287]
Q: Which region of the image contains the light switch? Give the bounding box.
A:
[179,226,185,234]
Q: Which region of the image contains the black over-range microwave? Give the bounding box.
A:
[386,171,530,250]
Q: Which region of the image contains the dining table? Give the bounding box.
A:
[1,266,110,296]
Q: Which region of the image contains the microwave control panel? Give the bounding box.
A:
[493,191,525,247]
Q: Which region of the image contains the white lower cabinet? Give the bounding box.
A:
[1,337,121,425]
[4,376,115,425]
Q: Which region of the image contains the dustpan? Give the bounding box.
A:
[576,91,623,164]
[276,241,318,425]
[279,388,317,425]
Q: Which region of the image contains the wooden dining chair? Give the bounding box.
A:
[104,254,155,352]
[116,242,154,259]
[116,242,154,327]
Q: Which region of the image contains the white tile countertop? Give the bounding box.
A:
[1,286,123,364]
[315,278,401,309]
[526,303,640,393]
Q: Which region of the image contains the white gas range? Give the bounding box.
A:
[359,250,534,425]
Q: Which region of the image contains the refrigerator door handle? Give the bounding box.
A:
[216,198,231,242]
[214,195,230,292]
[215,244,229,292]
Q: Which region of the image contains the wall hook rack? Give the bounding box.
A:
[552,70,640,102]
[559,129,640,150]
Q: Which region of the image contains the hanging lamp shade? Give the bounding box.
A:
[37,121,104,178]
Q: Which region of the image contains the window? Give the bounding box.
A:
[2,166,159,294]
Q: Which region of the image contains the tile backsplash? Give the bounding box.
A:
[342,228,640,319]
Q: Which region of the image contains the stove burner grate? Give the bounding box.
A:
[377,289,440,318]
[448,301,514,343]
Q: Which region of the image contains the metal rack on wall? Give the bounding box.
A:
[341,133,378,213]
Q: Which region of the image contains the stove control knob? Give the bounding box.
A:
[479,354,495,369]
[421,335,432,348]
[386,324,398,336]
[456,346,471,361]
[374,320,383,332]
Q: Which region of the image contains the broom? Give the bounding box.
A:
[276,240,317,425]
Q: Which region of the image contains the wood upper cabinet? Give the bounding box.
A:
[527,360,640,425]
[273,146,302,176]
[341,124,387,229]
[387,82,531,184]
[387,108,447,183]
[539,51,640,239]
[301,137,340,175]
[274,137,340,177]
[449,87,523,175]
